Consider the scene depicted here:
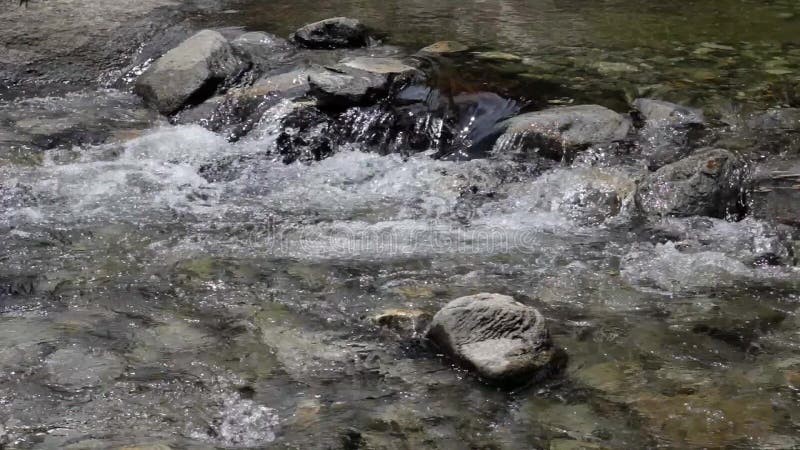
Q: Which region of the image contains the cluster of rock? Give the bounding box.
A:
[131,17,759,223]
[130,17,799,387]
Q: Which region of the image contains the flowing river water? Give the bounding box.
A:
[1,0,800,448]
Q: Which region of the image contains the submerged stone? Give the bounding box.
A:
[493,105,631,161]
[419,41,469,54]
[44,347,124,392]
[427,293,563,386]
[635,148,744,218]
[292,17,369,49]
[135,30,248,115]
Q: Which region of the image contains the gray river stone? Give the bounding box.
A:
[308,57,416,107]
[636,148,744,218]
[633,98,704,128]
[231,31,294,72]
[135,30,247,115]
[750,157,800,227]
[292,17,369,49]
[493,105,631,161]
[633,98,706,169]
[427,293,561,386]
[44,348,124,392]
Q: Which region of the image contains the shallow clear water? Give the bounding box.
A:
[1,1,800,449]
[218,0,800,111]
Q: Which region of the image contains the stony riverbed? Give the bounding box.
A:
[1,1,800,449]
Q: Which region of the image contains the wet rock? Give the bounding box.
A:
[474,51,523,62]
[632,98,706,169]
[308,57,416,108]
[372,309,431,337]
[292,17,370,49]
[419,41,469,55]
[427,293,562,386]
[339,56,416,76]
[231,31,293,72]
[276,103,335,163]
[493,105,631,161]
[135,30,248,115]
[633,98,704,128]
[235,69,312,100]
[750,158,800,226]
[44,347,124,392]
[635,148,745,218]
[174,95,226,126]
[180,69,313,139]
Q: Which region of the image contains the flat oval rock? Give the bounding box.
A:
[427,293,562,386]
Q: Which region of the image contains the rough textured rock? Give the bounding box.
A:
[427,293,561,386]
[632,98,706,169]
[750,158,800,226]
[292,17,369,49]
[308,58,416,107]
[134,30,247,115]
[636,148,744,218]
[493,105,631,161]
[419,41,469,54]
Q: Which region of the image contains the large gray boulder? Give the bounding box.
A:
[636,148,745,218]
[134,30,247,115]
[292,17,369,49]
[493,105,631,161]
[308,57,417,107]
[632,98,706,169]
[427,293,562,386]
